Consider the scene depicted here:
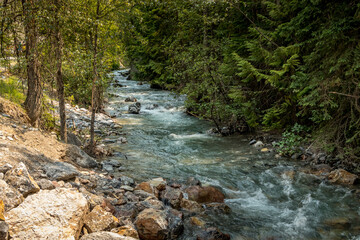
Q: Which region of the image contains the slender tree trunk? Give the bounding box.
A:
[22,0,42,126]
[90,0,100,150]
[54,0,67,142]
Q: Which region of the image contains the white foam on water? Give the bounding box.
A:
[169,133,211,140]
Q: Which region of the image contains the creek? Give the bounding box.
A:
[105,70,360,240]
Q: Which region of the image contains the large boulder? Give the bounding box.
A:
[128,102,141,114]
[6,188,89,240]
[65,145,98,168]
[80,232,137,240]
[67,132,83,146]
[43,162,79,181]
[185,186,225,203]
[84,205,118,233]
[327,169,359,185]
[160,186,183,209]
[4,162,40,197]
[134,208,183,240]
[135,209,168,240]
[0,180,24,211]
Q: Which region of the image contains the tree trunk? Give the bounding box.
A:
[90,0,100,150]
[22,0,42,126]
[54,0,67,142]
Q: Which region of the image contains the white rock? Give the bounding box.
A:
[6,188,89,240]
[254,141,264,148]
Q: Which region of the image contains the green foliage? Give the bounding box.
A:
[0,76,25,105]
[275,124,309,156]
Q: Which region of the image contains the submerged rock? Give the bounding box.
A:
[6,188,89,240]
[185,186,225,203]
[125,96,137,102]
[4,162,40,197]
[128,102,141,114]
[196,227,230,240]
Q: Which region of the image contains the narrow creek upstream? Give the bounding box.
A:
[105,70,360,240]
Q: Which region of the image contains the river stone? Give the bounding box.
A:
[6,188,89,240]
[0,163,13,174]
[148,177,167,191]
[190,217,206,227]
[135,209,168,240]
[125,96,137,102]
[36,178,55,190]
[323,217,351,229]
[120,176,135,186]
[160,186,183,209]
[0,221,8,240]
[67,132,82,146]
[0,180,24,211]
[80,232,137,240]
[66,145,98,168]
[84,205,118,233]
[196,227,230,240]
[254,141,264,148]
[44,162,79,181]
[327,169,359,185]
[112,225,139,239]
[180,199,203,213]
[185,186,225,203]
[128,102,141,114]
[4,162,40,197]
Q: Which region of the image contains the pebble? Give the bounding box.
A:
[7,136,14,141]
[254,141,264,148]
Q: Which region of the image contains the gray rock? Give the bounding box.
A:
[120,176,135,186]
[125,96,137,102]
[37,179,55,190]
[134,190,155,201]
[65,145,98,168]
[103,164,114,172]
[0,180,24,211]
[44,162,79,181]
[5,162,40,197]
[121,185,134,192]
[128,102,141,114]
[67,132,82,146]
[0,221,9,240]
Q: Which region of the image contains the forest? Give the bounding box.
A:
[1,0,360,164]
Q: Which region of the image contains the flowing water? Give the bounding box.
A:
[105,70,360,240]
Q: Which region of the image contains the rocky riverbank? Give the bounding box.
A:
[0,96,232,240]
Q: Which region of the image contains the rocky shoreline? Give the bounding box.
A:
[0,95,232,240]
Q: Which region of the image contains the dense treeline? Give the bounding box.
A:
[120,0,360,163]
[0,0,123,150]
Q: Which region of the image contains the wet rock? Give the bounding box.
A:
[5,162,40,197]
[0,221,8,240]
[180,199,203,213]
[254,141,264,148]
[67,132,82,146]
[185,186,225,203]
[128,102,141,114]
[125,96,137,102]
[114,83,126,88]
[327,169,359,185]
[308,164,332,177]
[37,178,55,190]
[196,227,231,240]
[160,186,183,209]
[6,188,89,240]
[84,205,118,233]
[66,145,98,168]
[282,170,295,180]
[44,162,79,181]
[135,182,155,195]
[148,177,167,191]
[167,209,184,239]
[112,225,139,239]
[186,177,201,186]
[120,176,135,186]
[134,190,155,201]
[205,203,231,214]
[323,217,351,229]
[190,217,206,227]
[135,209,168,240]
[80,232,137,240]
[0,163,13,174]
[249,139,257,145]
